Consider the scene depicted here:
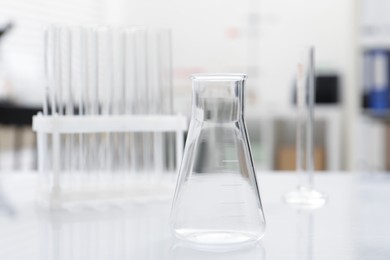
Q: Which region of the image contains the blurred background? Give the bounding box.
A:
[1,1,390,259]
[0,0,389,173]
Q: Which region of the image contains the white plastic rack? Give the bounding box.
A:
[33,114,187,209]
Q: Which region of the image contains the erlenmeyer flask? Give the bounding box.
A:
[170,74,265,247]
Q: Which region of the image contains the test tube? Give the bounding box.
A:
[112,28,126,176]
[147,29,162,175]
[123,28,137,176]
[96,27,113,185]
[52,26,62,193]
[43,26,56,188]
[134,28,150,175]
[85,26,98,185]
[159,29,173,115]
[159,29,174,173]
[70,27,86,187]
[59,27,73,183]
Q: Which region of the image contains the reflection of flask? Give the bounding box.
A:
[171,241,266,259]
[170,74,265,247]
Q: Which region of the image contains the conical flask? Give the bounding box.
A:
[170,74,265,247]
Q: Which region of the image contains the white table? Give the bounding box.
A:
[0,172,389,260]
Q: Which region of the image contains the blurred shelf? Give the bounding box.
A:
[361,41,390,49]
[361,34,390,49]
[0,101,42,170]
[245,106,342,171]
[246,105,341,120]
[362,109,390,123]
[0,101,42,126]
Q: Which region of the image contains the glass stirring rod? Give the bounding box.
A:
[284,46,327,209]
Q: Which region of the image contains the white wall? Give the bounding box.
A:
[0,0,357,110]
[0,0,103,105]
[102,0,250,115]
[0,0,359,169]
[257,0,355,105]
[103,0,357,111]
[103,0,358,170]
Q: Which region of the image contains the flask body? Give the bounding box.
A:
[170,74,265,247]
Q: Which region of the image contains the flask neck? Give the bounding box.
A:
[191,74,246,123]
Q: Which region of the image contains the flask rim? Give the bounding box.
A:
[191,73,247,81]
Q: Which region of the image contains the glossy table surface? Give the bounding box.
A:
[0,172,389,260]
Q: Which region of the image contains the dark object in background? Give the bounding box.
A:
[0,22,13,40]
[0,101,41,125]
[316,75,340,104]
[362,93,369,108]
[292,74,340,105]
[0,101,42,170]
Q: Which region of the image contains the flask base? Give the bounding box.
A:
[174,229,262,250]
[284,186,327,210]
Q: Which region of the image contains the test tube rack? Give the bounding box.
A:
[35,25,180,209]
[33,114,187,209]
